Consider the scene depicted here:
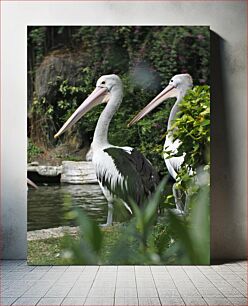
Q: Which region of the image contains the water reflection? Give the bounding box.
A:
[28,184,107,231]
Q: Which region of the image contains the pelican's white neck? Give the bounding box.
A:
[92,87,123,148]
[167,99,180,131]
[167,87,189,132]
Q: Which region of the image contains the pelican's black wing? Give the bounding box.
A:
[102,147,160,206]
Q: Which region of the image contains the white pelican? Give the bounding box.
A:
[55,74,159,226]
[129,74,193,214]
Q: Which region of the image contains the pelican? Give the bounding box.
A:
[129,74,193,214]
[55,74,159,226]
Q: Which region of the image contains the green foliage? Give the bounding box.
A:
[168,85,210,190]
[27,138,43,162]
[63,194,103,264]
[164,172,210,264]
[150,27,210,86]
[172,86,210,167]
[28,27,46,64]
[28,26,210,173]
[64,209,103,264]
[56,174,209,265]
[28,237,69,265]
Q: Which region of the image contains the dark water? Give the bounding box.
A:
[28,184,108,231]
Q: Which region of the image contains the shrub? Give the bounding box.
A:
[169,85,210,191]
[27,138,44,162]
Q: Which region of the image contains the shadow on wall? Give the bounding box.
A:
[210,31,243,261]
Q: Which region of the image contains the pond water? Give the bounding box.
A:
[28,184,108,231]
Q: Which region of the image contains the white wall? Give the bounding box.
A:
[1,1,246,260]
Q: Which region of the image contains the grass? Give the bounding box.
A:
[28,224,123,265]
[28,237,67,265]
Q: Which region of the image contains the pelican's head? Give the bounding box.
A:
[128,73,193,126]
[168,74,193,94]
[96,74,123,93]
[54,74,122,138]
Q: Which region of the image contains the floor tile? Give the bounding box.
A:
[67,285,91,297]
[157,288,180,297]
[40,272,63,281]
[116,272,136,278]
[177,289,201,297]
[49,266,68,272]
[0,297,17,305]
[136,278,155,287]
[37,297,64,305]
[4,272,28,280]
[115,287,137,298]
[12,297,41,305]
[61,297,86,305]
[99,266,117,272]
[77,276,95,284]
[204,297,232,305]
[139,297,161,305]
[1,260,247,306]
[115,297,138,305]
[22,281,54,297]
[197,287,224,297]
[118,266,135,272]
[182,297,207,305]
[92,281,116,288]
[2,288,30,298]
[66,266,85,272]
[32,265,52,272]
[83,266,99,273]
[85,297,114,305]
[217,286,244,297]
[160,297,185,305]
[96,272,117,279]
[88,286,115,298]
[228,297,248,305]
[116,279,136,287]
[137,287,158,297]
[44,284,72,297]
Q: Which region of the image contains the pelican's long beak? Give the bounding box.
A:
[54,87,109,138]
[128,84,177,127]
[27,178,38,189]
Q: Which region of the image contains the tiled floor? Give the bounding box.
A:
[1,260,247,305]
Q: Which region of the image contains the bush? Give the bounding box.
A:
[61,175,209,265]
[169,85,210,191]
[28,138,43,162]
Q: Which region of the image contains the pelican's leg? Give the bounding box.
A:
[106,202,113,225]
[183,192,190,214]
[172,183,184,215]
[98,182,114,227]
[101,202,113,227]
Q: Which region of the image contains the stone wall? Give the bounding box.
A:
[27,161,98,184]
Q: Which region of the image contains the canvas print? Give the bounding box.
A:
[27,26,210,265]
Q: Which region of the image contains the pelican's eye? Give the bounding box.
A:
[101,81,106,85]
[170,79,173,83]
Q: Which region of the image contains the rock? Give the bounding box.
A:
[27,164,62,183]
[35,51,86,100]
[61,161,97,184]
[27,161,98,184]
[27,164,62,176]
[30,161,39,166]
